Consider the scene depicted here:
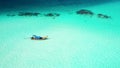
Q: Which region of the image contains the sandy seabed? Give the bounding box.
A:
[0,1,120,68]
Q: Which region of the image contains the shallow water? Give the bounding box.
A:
[0,0,120,68]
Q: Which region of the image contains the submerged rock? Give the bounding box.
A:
[44,13,60,17]
[97,14,111,19]
[44,13,60,19]
[76,9,94,16]
[18,12,40,16]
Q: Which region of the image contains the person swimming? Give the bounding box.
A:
[31,35,48,40]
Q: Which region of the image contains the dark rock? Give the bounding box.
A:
[55,13,60,16]
[44,13,54,17]
[97,14,111,19]
[76,9,94,16]
[33,13,40,16]
[44,13,60,17]
[18,12,40,16]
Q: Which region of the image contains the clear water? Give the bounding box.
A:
[0,0,120,68]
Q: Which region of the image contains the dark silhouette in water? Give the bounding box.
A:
[44,13,60,19]
[6,12,60,18]
[76,9,94,16]
[44,13,60,17]
[18,12,40,16]
[97,14,111,19]
[76,9,112,19]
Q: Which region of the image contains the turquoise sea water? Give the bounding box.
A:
[0,1,120,68]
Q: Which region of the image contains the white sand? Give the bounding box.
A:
[0,1,120,68]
